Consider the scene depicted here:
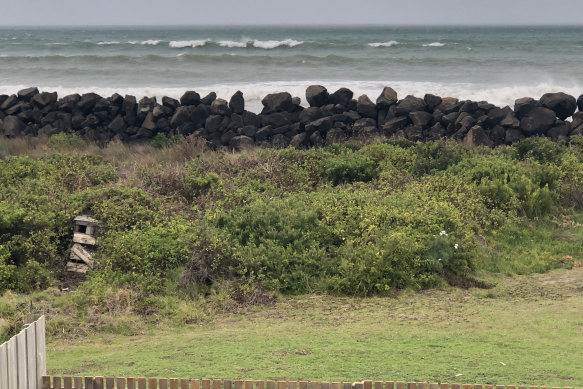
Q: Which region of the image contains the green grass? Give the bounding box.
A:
[46,268,583,387]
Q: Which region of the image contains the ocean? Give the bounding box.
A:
[1,25,582,113]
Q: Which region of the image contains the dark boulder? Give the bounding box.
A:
[141,112,157,131]
[547,123,570,141]
[31,92,57,109]
[205,115,224,133]
[17,87,39,101]
[435,97,460,114]
[290,132,308,148]
[180,91,200,106]
[262,112,297,128]
[505,129,524,144]
[352,118,377,134]
[272,134,290,148]
[514,97,538,118]
[210,98,231,116]
[58,94,81,112]
[306,85,329,107]
[305,117,333,134]
[463,126,493,148]
[477,101,495,112]
[329,88,353,107]
[485,106,511,127]
[520,107,557,135]
[488,125,506,145]
[376,87,398,109]
[381,116,409,135]
[261,92,294,114]
[424,94,442,111]
[424,123,447,141]
[577,94,583,112]
[242,111,262,127]
[459,100,479,114]
[108,115,127,132]
[138,96,156,114]
[170,106,192,128]
[229,135,254,151]
[299,107,325,125]
[1,95,18,110]
[309,131,325,147]
[500,112,520,128]
[404,125,424,141]
[242,125,257,137]
[326,128,346,144]
[357,95,377,118]
[395,95,427,116]
[2,115,26,137]
[409,111,433,127]
[229,91,245,114]
[540,92,577,120]
[78,93,102,115]
[162,96,180,111]
[201,92,216,106]
[255,126,273,141]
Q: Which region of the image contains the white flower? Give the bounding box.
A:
[454,244,459,250]
[440,230,447,236]
[438,258,442,262]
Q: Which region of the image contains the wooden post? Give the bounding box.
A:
[407,383,416,389]
[321,383,331,389]
[332,382,342,389]
[170,379,179,389]
[214,380,223,389]
[342,383,351,389]
[474,385,483,389]
[181,380,190,389]
[396,383,405,389]
[278,381,287,389]
[440,384,449,389]
[451,384,460,389]
[54,377,62,389]
[118,378,127,389]
[386,383,395,389]
[127,378,137,389]
[191,380,200,389]
[289,382,297,389]
[418,383,428,389]
[106,377,116,389]
[94,377,104,389]
[64,377,73,389]
[462,385,472,389]
[245,381,254,389]
[267,382,275,389]
[236,381,244,389]
[85,377,94,389]
[137,378,147,389]
[255,382,264,389]
[159,379,168,389]
[364,382,372,389]
[300,382,308,389]
[41,376,51,389]
[202,379,211,389]
[354,383,364,389]
[224,380,232,389]
[149,378,158,389]
[429,384,438,389]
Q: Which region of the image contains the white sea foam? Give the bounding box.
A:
[423,42,446,47]
[97,41,121,45]
[169,40,209,48]
[368,41,399,48]
[252,39,304,49]
[141,40,163,45]
[218,40,248,48]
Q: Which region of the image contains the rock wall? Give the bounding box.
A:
[1,86,582,149]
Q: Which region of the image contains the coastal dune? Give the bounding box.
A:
[0,86,581,149]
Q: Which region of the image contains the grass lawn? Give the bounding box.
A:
[46,268,583,387]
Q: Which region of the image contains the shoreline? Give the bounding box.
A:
[1,85,582,149]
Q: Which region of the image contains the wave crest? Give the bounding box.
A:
[423,42,445,47]
[169,40,210,48]
[368,41,399,48]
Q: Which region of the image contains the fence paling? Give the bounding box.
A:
[39,378,583,389]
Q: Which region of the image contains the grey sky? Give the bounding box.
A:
[1,0,581,26]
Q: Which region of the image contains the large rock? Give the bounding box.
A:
[409,111,433,127]
[500,112,520,128]
[357,95,377,118]
[435,97,460,114]
[381,116,409,135]
[78,93,102,115]
[58,94,81,112]
[180,91,200,106]
[170,106,193,128]
[210,98,231,116]
[2,115,26,137]
[17,87,39,101]
[540,92,577,120]
[306,85,329,107]
[290,132,307,148]
[201,92,216,105]
[463,126,493,148]
[162,96,180,111]
[305,117,332,134]
[1,95,18,110]
[514,97,538,118]
[229,135,254,151]
[326,128,346,144]
[519,107,557,135]
[577,94,583,112]
[328,88,353,107]
[299,107,325,124]
[261,92,294,114]
[424,94,442,110]
[31,92,57,109]
[395,95,427,116]
[229,90,245,114]
[376,87,398,109]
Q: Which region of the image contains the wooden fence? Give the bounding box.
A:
[0,315,47,389]
[40,378,583,389]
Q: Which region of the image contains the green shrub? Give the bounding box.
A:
[47,133,86,150]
